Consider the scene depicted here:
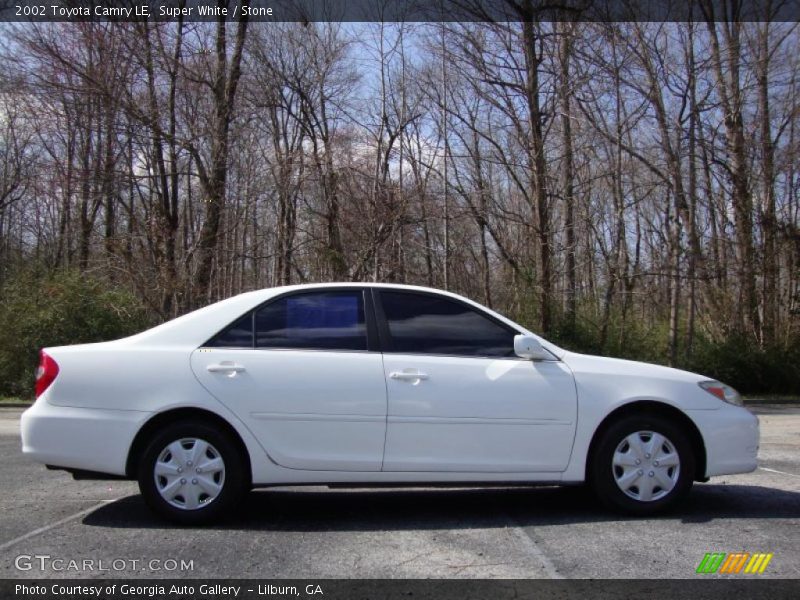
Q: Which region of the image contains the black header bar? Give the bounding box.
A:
[1,0,799,23]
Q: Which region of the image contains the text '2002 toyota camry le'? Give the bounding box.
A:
[21,283,759,524]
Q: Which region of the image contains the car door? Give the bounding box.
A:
[376,289,577,473]
[190,288,387,471]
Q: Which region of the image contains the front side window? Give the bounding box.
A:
[379,291,515,357]
[255,291,367,351]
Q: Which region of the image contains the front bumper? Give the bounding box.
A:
[687,403,760,478]
[20,398,150,476]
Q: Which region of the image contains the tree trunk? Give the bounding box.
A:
[559,22,577,335]
[521,16,552,335]
[193,12,249,305]
[757,20,778,346]
[704,9,760,339]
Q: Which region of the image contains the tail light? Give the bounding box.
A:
[35,350,59,398]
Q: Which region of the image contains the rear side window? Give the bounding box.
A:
[255,291,367,351]
[379,291,515,357]
[207,313,253,348]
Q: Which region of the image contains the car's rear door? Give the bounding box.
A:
[191,288,387,471]
[376,289,577,473]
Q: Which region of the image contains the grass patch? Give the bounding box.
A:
[0,396,31,405]
[743,395,800,405]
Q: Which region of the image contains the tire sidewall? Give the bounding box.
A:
[591,415,695,514]
[137,421,246,525]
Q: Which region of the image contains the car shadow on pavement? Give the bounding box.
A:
[82,483,800,530]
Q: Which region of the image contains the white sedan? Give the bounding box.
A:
[21,283,758,523]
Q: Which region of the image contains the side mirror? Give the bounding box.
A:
[514,334,550,360]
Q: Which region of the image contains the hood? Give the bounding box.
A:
[562,351,709,384]
[560,351,722,410]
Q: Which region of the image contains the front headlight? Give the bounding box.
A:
[698,380,743,406]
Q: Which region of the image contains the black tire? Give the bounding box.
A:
[137,420,248,525]
[589,414,695,515]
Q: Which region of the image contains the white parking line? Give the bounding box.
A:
[508,524,563,579]
[0,499,119,552]
[760,467,800,478]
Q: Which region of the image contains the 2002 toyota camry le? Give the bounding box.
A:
[21,283,759,523]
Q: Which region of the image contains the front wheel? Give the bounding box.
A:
[137,420,247,524]
[590,415,695,514]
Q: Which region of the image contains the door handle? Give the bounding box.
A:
[389,370,429,382]
[207,362,246,375]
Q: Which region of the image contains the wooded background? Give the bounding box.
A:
[1,6,799,396]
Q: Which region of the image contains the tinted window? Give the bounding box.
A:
[255,291,367,351]
[380,291,515,357]
[208,313,253,348]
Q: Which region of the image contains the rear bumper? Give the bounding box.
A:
[687,404,760,478]
[20,398,150,476]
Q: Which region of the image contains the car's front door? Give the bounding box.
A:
[376,290,577,473]
[191,289,387,471]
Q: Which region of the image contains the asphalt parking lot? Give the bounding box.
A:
[1,405,798,579]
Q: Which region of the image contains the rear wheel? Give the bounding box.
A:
[137,420,247,524]
[590,415,695,514]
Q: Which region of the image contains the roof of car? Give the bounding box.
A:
[122,282,564,357]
